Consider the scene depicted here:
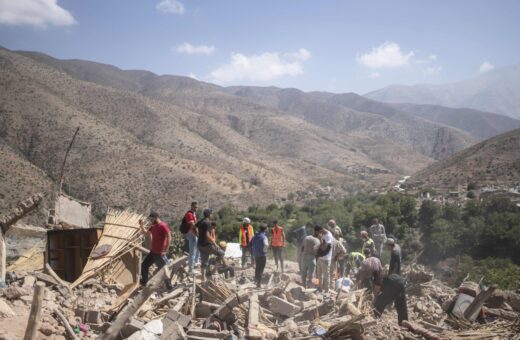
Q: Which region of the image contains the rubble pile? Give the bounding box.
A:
[1,258,520,340]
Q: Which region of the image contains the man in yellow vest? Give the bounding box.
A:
[238,217,254,268]
[270,220,286,272]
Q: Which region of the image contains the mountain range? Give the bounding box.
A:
[1,47,519,219]
[365,64,520,120]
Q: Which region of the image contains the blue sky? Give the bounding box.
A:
[1,0,519,94]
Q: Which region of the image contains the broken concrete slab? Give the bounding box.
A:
[0,298,15,317]
[120,317,145,338]
[163,309,191,329]
[268,296,301,317]
[160,322,186,340]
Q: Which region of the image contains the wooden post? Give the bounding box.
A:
[190,277,197,318]
[0,192,45,282]
[464,284,498,321]
[99,256,187,340]
[23,282,46,340]
[53,308,78,340]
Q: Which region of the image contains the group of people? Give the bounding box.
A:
[138,204,408,325]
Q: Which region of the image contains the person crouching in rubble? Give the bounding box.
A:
[197,209,225,281]
[251,224,269,288]
[206,241,235,279]
[139,211,172,286]
[373,274,409,325]
[357,248,383,294]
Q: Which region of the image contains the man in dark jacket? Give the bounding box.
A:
[374,274,408,325]
[386,238,401,275]
[251,225,269,288]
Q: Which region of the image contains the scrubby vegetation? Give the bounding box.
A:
[180,192,520,289]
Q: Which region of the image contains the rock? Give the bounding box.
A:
[4,286,28,300]
[39,323,55,336]
[0,298,16,317]
[22,275,36,288]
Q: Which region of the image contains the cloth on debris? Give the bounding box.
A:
[55,194,91,228]
[223,242,242,258]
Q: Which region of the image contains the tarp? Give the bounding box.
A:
[56,194,91,228]
[224,242,242,258]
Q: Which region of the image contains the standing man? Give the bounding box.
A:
[239,217,254,268]
[327,220,343,240]
[386,238,402,275]
[139,211,172,286]
[360,231,376,256]
[357,248,383,293]
[330,237,347,289]
[197,209,224,282]
[270,220,286,272]
[184,201,199,274]
[251,225,269,288]
[369,218,387,257]
[300,226,321,288]
[316,226,333,293]
[290,223,309,273]
[374,274,409,325]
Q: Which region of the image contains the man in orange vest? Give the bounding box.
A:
[270,220,286,272]
[238,217,254,268]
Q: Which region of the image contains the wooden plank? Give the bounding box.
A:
[23,282,45,340]
[464,284,498,321]
[99,256,187,340]
[53,308,78,340]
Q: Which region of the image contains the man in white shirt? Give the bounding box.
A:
[316,226,333,292]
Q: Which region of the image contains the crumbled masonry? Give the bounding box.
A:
[1,258,520,340]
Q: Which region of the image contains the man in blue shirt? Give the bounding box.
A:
[251,224,269,288]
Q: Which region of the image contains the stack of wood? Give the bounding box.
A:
[71,209,144,288]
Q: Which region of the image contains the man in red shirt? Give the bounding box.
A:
[184,201,199,274]
[139,211,172,286]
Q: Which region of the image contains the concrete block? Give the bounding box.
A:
[161,322,186,340]
[224,295,239,309]
[186,328,232,338]
[236,290,249,304]
[120,317,144,338]
[269,296,301,317]
[163,309,191,329]
[85,310,100,324]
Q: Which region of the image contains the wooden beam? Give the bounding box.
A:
[23,282,46,340]
[0,233,5,284]
[53,308,78,340]
[44,263,71,295]
[464,284,498,321]
[99,256,187,340]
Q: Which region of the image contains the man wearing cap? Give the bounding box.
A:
[357,248,383,293]
[184,201,199,274]
[207,241,235,279]
[139,211,172,286]
[386,238,402,275]
[197,209,225,281]
[360,231,376,256]
[238,217,254,268]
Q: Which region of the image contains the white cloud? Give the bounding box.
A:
[357,42,414,69]
[0,0,75,27]
[284,48,311,61]
[368,72,380,79]
[156,0,184,14]
[425,66,442,74]
[176,43,215,55]
[210,49,311,83]
[479,62,495,73]
[187,72,198,80]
